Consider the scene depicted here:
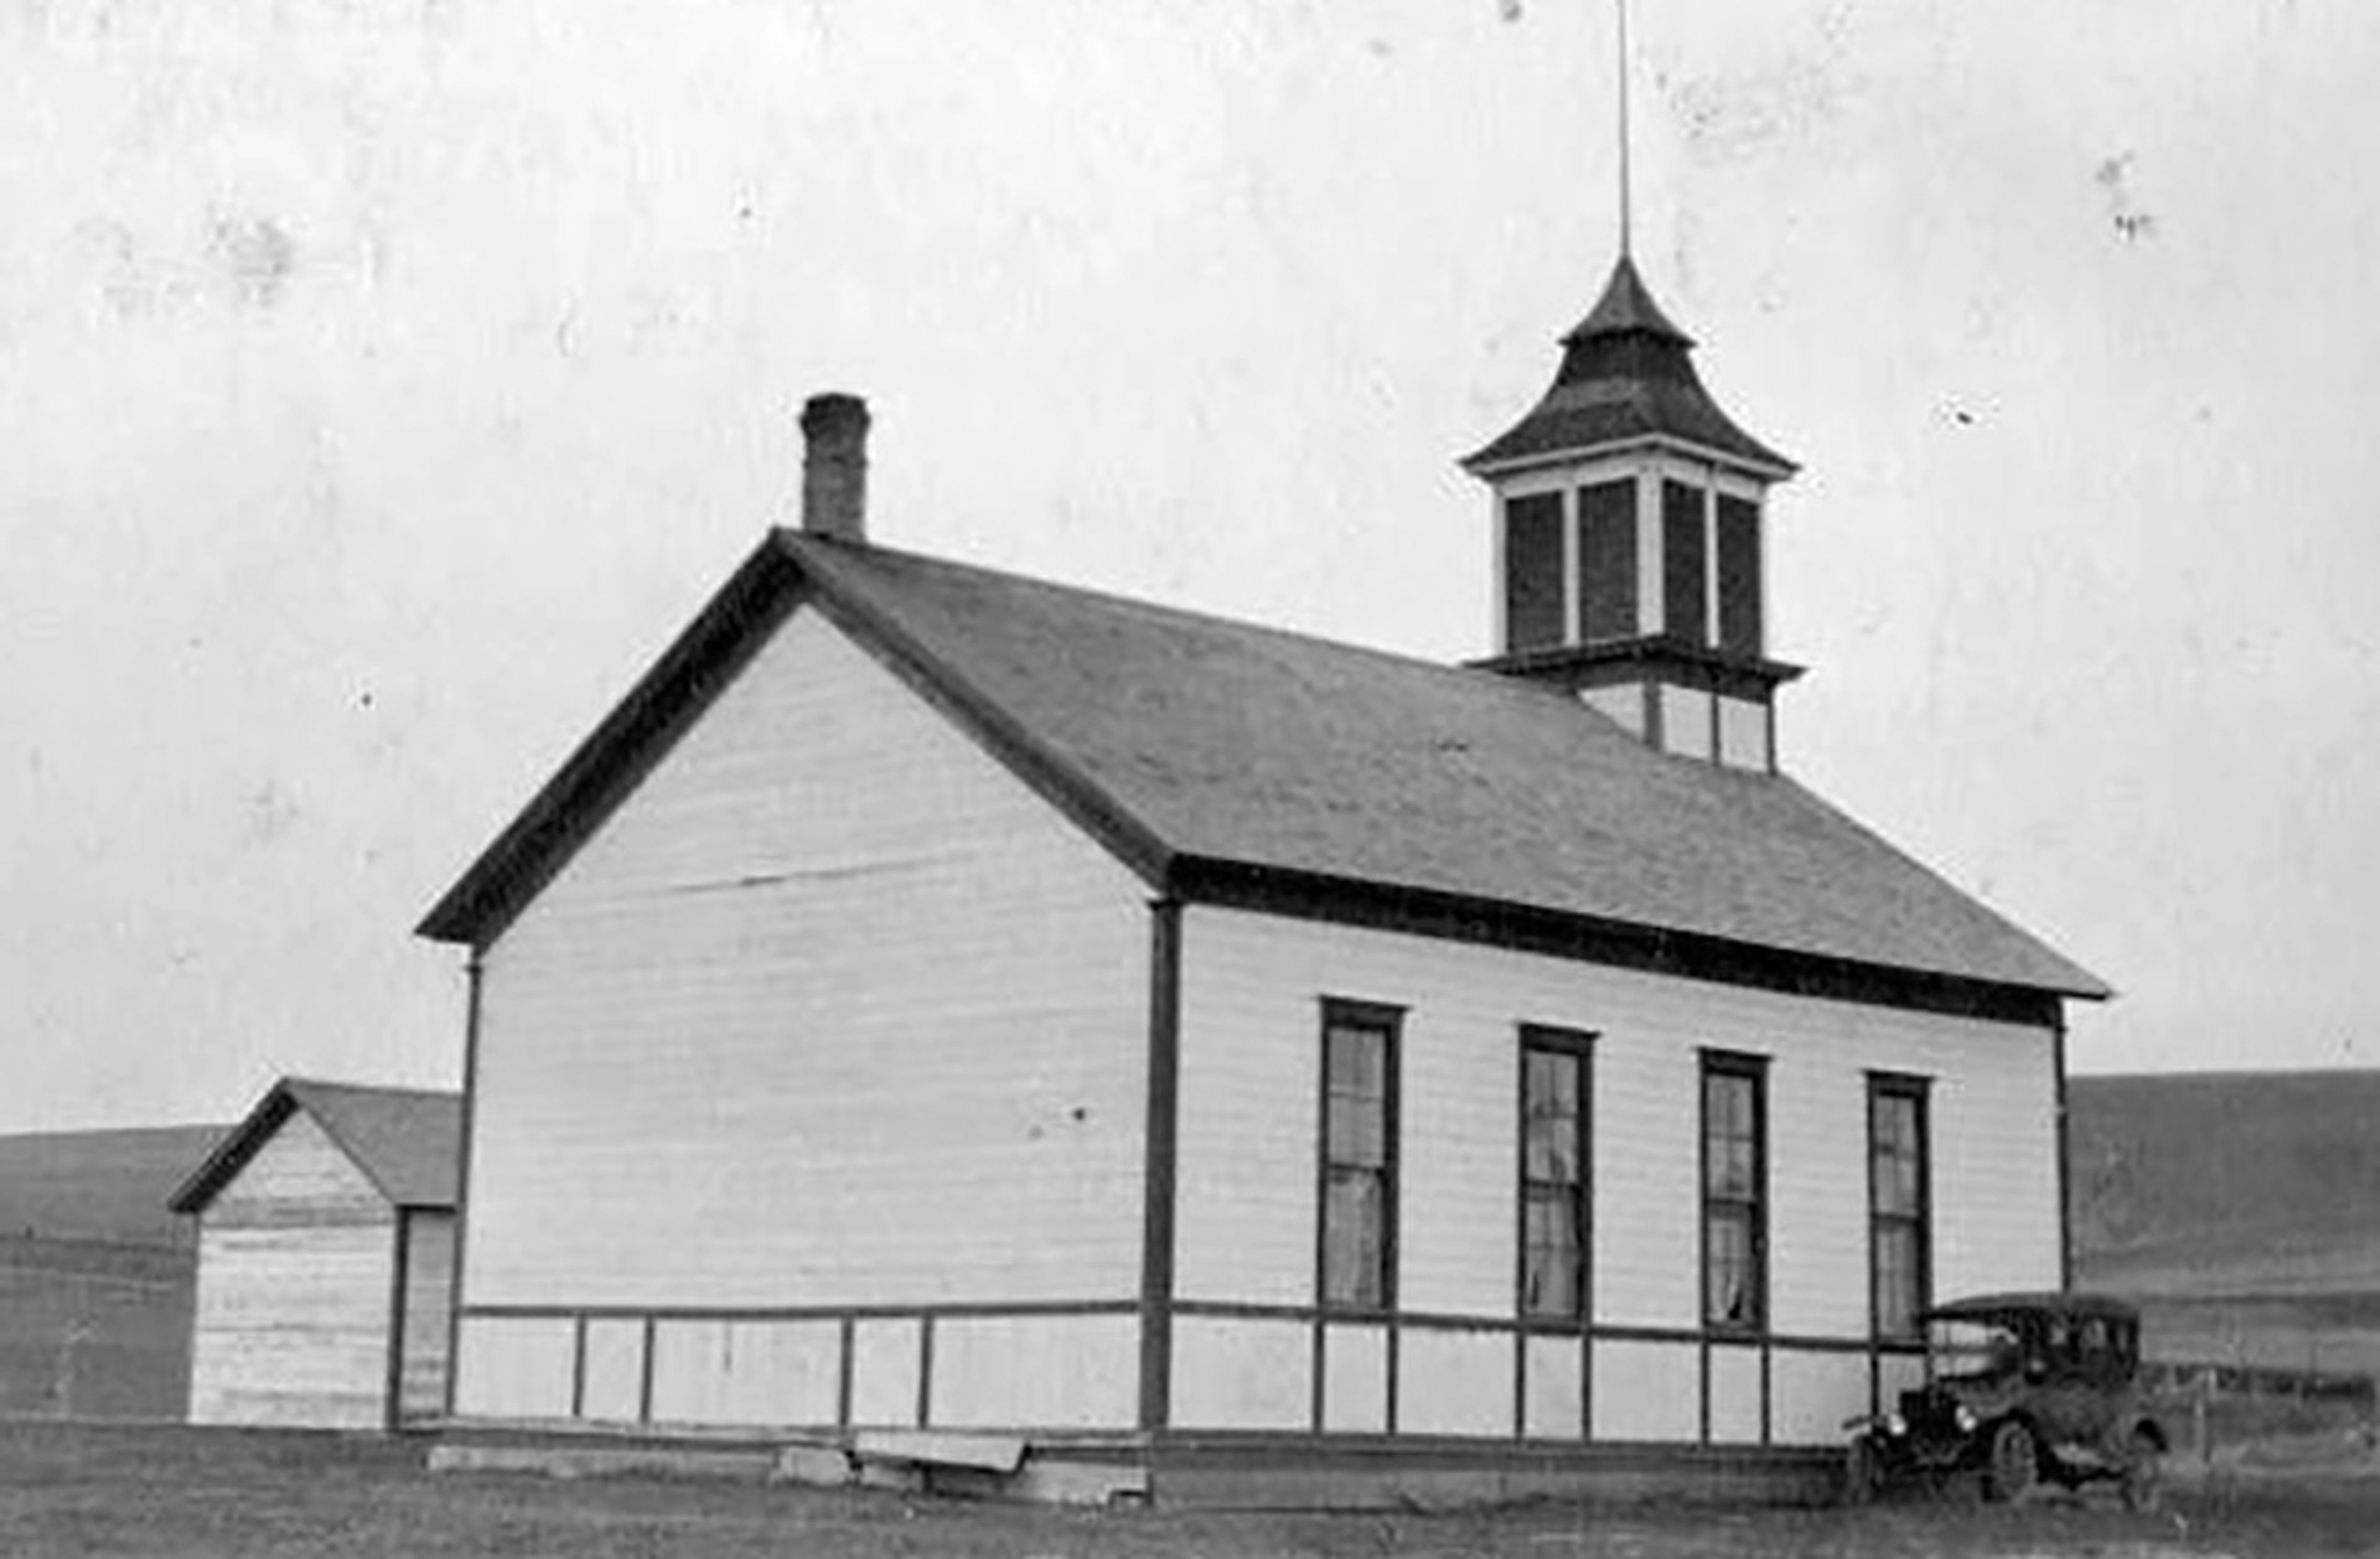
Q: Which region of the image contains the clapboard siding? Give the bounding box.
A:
[188,1221,394,1428]
[187,1112,400,1429]
[1173,907,2061,1429]
[203,1112,387,1230]
[462,607,1150,1316]
[929,1314,1137,1430]
[397,1211,456,1422]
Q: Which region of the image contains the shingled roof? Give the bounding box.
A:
[170,1078,461,1214]
[1463,255,1796,476]
[420,532,2106,1007]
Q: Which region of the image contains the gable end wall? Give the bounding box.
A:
[188,1112,396,1429]
[454,606,1151,1431]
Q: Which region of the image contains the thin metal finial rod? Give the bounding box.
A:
[1615,0,1634,257]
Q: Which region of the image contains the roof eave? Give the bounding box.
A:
[167,1081,299,1215]
[416,538,808,947]
[1467,637,1809,688]
[418,530,1183,950]
[1168,856,2107,1017]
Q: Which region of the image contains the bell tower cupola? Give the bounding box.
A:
[1462,253,1802,773]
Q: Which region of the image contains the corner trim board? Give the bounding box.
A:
[1139,899,1184,1431]
[2054,1011,2073,1292]
[444,951,485,1418]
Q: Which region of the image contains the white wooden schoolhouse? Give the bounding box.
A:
[172,1078,460,1431]
[416,253,2106,1504]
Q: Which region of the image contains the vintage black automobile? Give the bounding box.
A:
[1843,1291,2169,1508]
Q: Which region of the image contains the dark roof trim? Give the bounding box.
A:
[787,534,1176,891]
[1166,857,2084,1025]
[1462,426,1800,481]
[169,1087,296,1214]
[418,540,808,946]
[1470,637,1807,700]
[167,1078,461,1214]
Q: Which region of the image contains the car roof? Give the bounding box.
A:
[1923,1291,2140,1324]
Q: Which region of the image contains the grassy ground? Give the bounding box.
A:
[2,1422,2378,1559]
[0,1241,191,1422]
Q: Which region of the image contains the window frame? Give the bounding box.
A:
[1867,1073,1933,1342]
[1316,998,1404,1315]
[1515,1025,1595,1324]
[1699,1050,1770,1334]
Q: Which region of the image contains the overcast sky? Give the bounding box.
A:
[2,0,2373,1131]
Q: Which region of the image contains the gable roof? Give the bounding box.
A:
[420,532,2108,1009]
[169,1078,461,1214]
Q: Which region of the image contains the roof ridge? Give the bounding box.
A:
[276,1079,410,1207]
[775,530,1610,706]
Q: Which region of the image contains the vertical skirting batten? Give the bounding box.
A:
[382,1212,412,1431]
[1140,900,1184,1431]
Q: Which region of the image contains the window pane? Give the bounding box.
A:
[1523,1190,1574,1248]
[1874,1223,1918,1338]
[1323,1170,1384,1308]
[1703,1063,1765,1332]
[1524,1046,1582,1185]
[1525,1050,1577,1115]
[1327,1026,1385,1096]
[1525,1115,1580,1184]
[1871,1093,1916,1159]
[1868,1085,1928,1340]
[1706,1130,1755,1200]
[1706,1208,1759,1326]
[1521,1039,1590,1321]
[1327,1094,1382,1168]
[1877,1154,1918,1217]
[1707,1072,1753,1145]
[1726,1075,1755,1136]
[1523,1194,1581,1320]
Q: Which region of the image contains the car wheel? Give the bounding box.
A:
[2120,1428,2162,1513]
[1843,1435,1883,1506]
[1986,1419,2038,1503]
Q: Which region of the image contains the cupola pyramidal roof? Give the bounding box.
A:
[1463,253,1794,478]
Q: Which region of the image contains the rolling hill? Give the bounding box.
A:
[0,1125,227,1248]
[2071,1069,2380,1375]
[0,1123,226,1420]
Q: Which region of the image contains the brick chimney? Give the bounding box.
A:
[800,392,870,542]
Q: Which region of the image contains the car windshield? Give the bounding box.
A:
[1929,1317,2021,1382]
